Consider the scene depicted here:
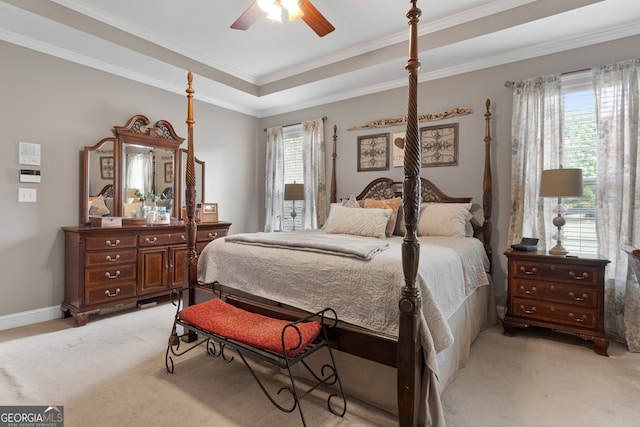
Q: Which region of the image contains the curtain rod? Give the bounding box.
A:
[263,116,327,131]
[504,67,591,88]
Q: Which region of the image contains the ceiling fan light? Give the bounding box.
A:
[287,5,303,21]
[257,0,274,13]
[281,0,300,10]
[266,4,283,23]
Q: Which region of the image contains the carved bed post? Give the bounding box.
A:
[185,72,199,314]
[398,1,422,425]
[483,99,493,273]
[330,124,338,203]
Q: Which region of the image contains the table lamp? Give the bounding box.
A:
[539,168,583,255]
[284,182,304,231]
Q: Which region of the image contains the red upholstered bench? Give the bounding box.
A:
[165,286,346,426]
[178,298,322,357]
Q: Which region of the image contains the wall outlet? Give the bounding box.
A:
[18,188,37,202]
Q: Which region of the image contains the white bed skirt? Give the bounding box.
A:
[297,281,497,418]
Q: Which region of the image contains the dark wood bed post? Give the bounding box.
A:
[398,1,422,425]
[185,72,199,321]
[330,124,338,204]
[482,99,493,274]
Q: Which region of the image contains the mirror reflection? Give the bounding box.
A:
[122,144,174,219]
[86,139,115,218]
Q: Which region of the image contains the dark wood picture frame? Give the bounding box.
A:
[420,122,459,167]
[164,162,173,183]
[100,156,114,179]
[357,133,389,172]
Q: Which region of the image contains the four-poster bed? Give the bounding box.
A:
[179,1,494,425]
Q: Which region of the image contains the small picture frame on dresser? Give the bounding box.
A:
[201,203,218,223]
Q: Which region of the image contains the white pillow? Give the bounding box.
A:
[89,195,110,216]
[324,205,391,239]
[342,194,361,208]
[417,203,472,237]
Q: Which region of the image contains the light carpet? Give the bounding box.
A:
[1,302,639,426]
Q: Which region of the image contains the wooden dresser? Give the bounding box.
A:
[62,222,230,326]
[503,249,610,356]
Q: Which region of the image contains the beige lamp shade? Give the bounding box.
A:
[284,183,304,200]
[539,168,583,197]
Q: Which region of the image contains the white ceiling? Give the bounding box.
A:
[2,0,639,117]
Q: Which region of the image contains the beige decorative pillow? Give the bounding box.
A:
[324,205,391,239]
[364,197,402,237]
[417,203,472,237]
[89,195,110,216]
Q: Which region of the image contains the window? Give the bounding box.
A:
[561,72,598,255]
[282,124,304,231]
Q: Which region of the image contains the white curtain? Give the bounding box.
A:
[508,75,563,251]
[592,58,640,351]
[264,126,284,232]
[302,118,327,229]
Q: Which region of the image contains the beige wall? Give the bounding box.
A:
[2,34,640,325]
[0,40,258,321]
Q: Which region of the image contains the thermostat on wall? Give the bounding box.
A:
[20,169,41,183]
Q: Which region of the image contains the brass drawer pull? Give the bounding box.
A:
[105,270,121,279]
[569,313,588,322]
[181,235,187,241]
[520,266,537,275]
[569,271,589,280]
[105,239,120,247]
[145,237,158,244]
[105,254,120,262]
[208,232,218,239]
[569,292,588,301]
[520,285,537,294]
[105,288,120,297]
[519,305,536,314]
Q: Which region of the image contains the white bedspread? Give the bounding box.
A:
[197,231,489,373]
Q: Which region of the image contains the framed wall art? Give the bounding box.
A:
[100,156,114,179]
[392,132,406,168]
[357,133,389,172]
[420,123,459,167]
[200,202,218,223]
[164,162,174,183]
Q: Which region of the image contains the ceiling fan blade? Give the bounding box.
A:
[231,2,262,30]
[300,0,335,37]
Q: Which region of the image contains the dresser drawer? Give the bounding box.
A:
[138,232,187,247]
[86,235,137,250]
[85,281,137,305]
[512,278,598,308]
[85,249,137,267]
[512,297,598,329]
[197,228,227,242]
[512,259,598,286]
[85,263,137,286]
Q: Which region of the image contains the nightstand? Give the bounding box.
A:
[503,249,610,356]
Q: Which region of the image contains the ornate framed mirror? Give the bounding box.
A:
[82,115,201,225]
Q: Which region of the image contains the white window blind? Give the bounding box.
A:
[282,124,304,231]
[561,72,598,255]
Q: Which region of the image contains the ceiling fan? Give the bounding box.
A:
[231,0,335,37]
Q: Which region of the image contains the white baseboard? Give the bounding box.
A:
[0,305,61,332]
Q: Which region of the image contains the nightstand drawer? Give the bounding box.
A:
[512,278,598,308]
[512,259,598,286]
[512,297,598,329]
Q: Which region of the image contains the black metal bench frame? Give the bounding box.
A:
[165,282,347,426]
